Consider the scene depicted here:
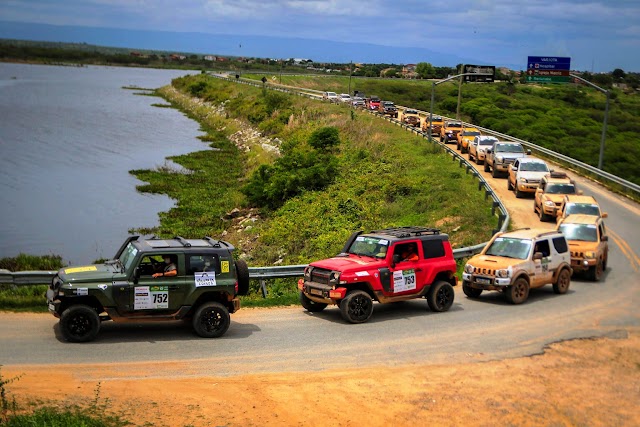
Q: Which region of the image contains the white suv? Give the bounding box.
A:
[468,136,498,165]
[462,228,572,304]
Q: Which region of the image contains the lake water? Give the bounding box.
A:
[0,63,207,265]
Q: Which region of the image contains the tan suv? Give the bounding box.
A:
[462,228,572,304]
[556,195,607,221]
[534,172,581,221]
[440,120,463,144]
[557,214,609,281]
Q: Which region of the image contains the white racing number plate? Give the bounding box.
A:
[476,277,492,285]
[48,302,55,311]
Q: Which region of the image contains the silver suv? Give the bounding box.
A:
[468,136,498,165]
[485,141,531,178]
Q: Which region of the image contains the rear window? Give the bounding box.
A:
[552,237,568,253]
[422,239,446,259]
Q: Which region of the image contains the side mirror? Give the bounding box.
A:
[486,148,492,154]
[577,190,584,195]
[526,149,532,155]
[133,267,141,284]
[533,252,543,260]
[392,254,401,267]
[601,235,608,242]
[601,212,608,218]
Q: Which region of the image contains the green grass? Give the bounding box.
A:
[246,74,640,187]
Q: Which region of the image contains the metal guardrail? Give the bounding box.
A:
[1,244,488,292]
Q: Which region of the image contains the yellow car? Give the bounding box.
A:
[557,214,609,281]
[456,127,481,153]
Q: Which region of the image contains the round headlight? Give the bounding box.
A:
[465,264,474,274]
[329,272,340,283]
[585,251,596,259]
[544,200,556,207]
[497,269,509,278]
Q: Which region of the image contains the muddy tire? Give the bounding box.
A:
[515,187,524,198]
[553,268,572,294]
[60,305,101,343]
[484,162,490,172]
[538,205,552,222]
[235,259,250,296]
[340,290,373,324]
[505,277,529,304]
[427,281,455,312]
[300,291,328,312]
[507,179,513,191]
[491,166,500,178]
[192,302,230,338]
[462,281,483,298]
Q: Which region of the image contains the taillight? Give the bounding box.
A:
[235,281,238,294]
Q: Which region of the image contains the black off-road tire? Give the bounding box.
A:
[300,291,328,312]
[538,206,552,222]
[484,162,490,172]
[507,179,514,191]
[235,259,250,296]
[515,187,524,198]
[462,281,483,298]
[427,281,455,312]
[60,305,101,343]
[553,268,572,293]
[505,277,530,304]
[491,166,500,178]
[192,302,230,338]
[340,290,373,324]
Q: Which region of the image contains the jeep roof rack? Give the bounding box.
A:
[549,171,568,178]
[174,236,192,247]
[370,226,441,238]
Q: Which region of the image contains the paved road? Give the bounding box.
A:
[1,92,639,379]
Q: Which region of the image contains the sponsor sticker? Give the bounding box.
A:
[195,272,217,287]
[221,261,230,273]
[76,288,88,296]
[393,269,417,292]
[64,266,97,274]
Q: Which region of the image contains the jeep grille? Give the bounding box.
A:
[471,267,496,276]
[310,268,333,285]
[571,251,584,258]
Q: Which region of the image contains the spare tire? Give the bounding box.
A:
[235,259,250,296]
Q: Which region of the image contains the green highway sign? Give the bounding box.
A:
[525,75,571,83]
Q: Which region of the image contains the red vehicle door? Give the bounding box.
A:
[389,241,427,295]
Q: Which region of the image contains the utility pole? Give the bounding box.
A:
[569,74,610,169]
[456,64,463,119]
[348,61,353,95]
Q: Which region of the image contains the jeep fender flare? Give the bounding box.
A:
[510,272,530,287]
[58,295,104,315]
[552,263,573,283]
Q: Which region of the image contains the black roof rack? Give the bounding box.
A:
[370,226,441,238]
[174,236,192,247]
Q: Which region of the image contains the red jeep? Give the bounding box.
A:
[367,96,381,111]
[298,227,457,323]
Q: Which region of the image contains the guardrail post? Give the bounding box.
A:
[260,279,268,298]
[491,200,499,216]
[485,189,493,201]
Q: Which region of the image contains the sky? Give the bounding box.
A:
[1,0,639,72]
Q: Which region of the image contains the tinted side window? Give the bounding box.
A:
[534,240,551,257]
[188,254,220,275]
[422,240,445,259]
[552,237,568,254]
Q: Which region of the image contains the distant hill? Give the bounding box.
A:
[0,20,511,68]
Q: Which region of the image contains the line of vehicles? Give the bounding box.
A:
[44,94,613,342]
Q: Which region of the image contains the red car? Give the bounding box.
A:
[298,227,457,323]
[367,96,381,111]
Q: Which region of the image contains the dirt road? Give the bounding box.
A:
[3,326,639,426]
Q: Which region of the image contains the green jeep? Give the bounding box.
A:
[46,235,250,342]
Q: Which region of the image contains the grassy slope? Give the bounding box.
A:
[248,74,640,186]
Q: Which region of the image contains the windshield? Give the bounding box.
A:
[520,162,549,172]
[447,122,462,127]
[566,203,600,216]
[496,144,524,153]
[559,224,598,242]
[485,237,531,260]
[118,242,139,271]
[479,138,498,146]
[327,92,337,96]
[463,131,481,136]
[406,110,418,114]
[348,236,390,259]
[546,184,576,194]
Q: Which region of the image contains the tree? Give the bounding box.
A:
[612,68,626,81]
[415,62,435,79]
